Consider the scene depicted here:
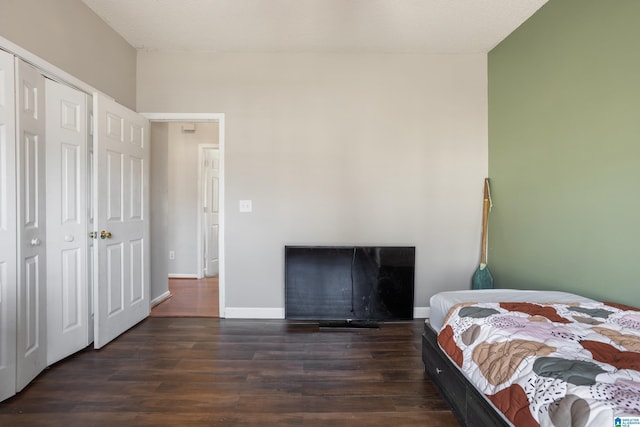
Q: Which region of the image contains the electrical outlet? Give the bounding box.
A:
[169,250,175,260]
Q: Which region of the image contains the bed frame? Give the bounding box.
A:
[421,321,511,427]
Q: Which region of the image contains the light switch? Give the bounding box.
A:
[239,200,252,213]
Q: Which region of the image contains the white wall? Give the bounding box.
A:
[137,51,488,314]
[150,122,169,302]
[0,0,137,109]
[167,122,219,276]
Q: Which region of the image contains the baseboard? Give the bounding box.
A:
[414,306,430,319]
[223,307,285,319]
[151,291,171,307]
[168,273,198,279]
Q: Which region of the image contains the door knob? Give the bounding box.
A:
[100,230,112,239]
[30,238,41,246]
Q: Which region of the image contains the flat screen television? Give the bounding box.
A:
[285,246,415,321]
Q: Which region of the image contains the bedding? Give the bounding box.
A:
[438,300,640,427]
[429,289,598,332]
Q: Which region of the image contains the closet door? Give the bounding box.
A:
[93,93,150,349]
[0,50,17,402]
[15,59,47,390]
[87,104,95,345]
[45,79,89,365]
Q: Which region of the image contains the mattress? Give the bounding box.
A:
[429,289,597,331]
[438,300,640,426]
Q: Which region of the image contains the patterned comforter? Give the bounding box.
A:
[437,301,640,427]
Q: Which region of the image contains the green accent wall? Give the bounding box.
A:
[488,0,640,306]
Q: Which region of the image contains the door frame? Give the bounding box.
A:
[197,143,219,279]
[142,113,226,318]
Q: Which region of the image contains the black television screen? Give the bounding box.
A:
[285,246,415,321]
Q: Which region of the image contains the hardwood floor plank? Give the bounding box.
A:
[0,413,139,427]
[300,412,459,427]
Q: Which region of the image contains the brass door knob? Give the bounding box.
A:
[100,230,112,239]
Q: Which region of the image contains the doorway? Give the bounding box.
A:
[145,113,225,318]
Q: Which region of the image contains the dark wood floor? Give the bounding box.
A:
[0,318,458,426]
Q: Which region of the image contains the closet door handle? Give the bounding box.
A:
[100,230,112,239]
[30,238,41,247]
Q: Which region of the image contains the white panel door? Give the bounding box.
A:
[93,93,150,349]
[15,59,47,391]
[203,148,219,277]
[0,50,17,402]
[87,104,95,345]
[45,79,89,365]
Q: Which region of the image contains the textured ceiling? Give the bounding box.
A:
[81,0,548,54]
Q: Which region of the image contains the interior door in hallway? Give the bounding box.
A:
[0,49,17,402]
[15,58,47,391]
[202,146,219,277]
[93,93,150,349]
[45,78,89,365]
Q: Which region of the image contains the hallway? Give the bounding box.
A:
[150,277,219,317]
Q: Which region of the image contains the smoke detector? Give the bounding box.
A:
[181,123,196,133]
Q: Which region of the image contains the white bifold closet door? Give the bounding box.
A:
[45,79,90,365]
[0,49,18,402]
[15,58,47,391]
[93,93,150,349]
[0,49,150,403]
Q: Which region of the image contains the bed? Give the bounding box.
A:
[422,290,640,427]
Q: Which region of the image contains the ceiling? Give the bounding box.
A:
[81,0,548,54]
